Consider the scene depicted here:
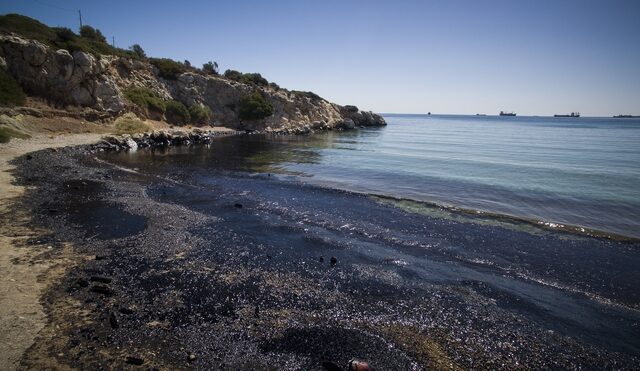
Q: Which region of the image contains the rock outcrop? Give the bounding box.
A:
[0,34,385,132]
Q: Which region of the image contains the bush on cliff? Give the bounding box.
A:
[114,113,151,134]
[165,100,191,125]
[238,92,274,121]
[0,14,138,59]
[293,90,323,101]
[189,103,213,124]
[224,70,269,86]
[150,58,186,80]
[79,25,107,43]
[202,61,219,75]
[54,27,75,42]
[0,69,26,106]
[129,44,147,59]
[0,13,57,42]
[123,87,166,114]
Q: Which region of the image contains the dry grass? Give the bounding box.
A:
[113,113,151,135]
[0,126,30,143]
[379,324,462,370]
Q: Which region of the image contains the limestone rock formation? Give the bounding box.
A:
[0,33,385,131]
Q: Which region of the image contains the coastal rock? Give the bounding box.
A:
[0,33,386,130]
[124,137,138,151]
[23,40,47,66]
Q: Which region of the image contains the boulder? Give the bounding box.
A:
[124,137,138,151]
[23,41,47,66]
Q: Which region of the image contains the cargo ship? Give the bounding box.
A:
[554,112,580,118]
[499,111,516,116]
[613,114,640,118]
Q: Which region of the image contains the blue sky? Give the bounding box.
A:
[2,0,639,116]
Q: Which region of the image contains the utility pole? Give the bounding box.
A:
[78,10,83,30]
[112,36,115,48]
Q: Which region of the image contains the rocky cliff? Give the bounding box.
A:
[0,33,385,132]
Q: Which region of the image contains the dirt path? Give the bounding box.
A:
[0,134,101,370]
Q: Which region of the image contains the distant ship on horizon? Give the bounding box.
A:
[613,114,640,118]
[499,111,516,116]
[554,112,580,118]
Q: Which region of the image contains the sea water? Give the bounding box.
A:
[257,114,640,239]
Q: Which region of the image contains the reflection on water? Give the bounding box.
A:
[103,128,385,176]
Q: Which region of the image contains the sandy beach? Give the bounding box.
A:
[0,133,102,370]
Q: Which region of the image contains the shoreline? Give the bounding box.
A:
[0,133,102,370]
[0,127,236,369]
[2,133,640,369]
[369,194,640,243]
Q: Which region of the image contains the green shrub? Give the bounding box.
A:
[293,90,323,101]
[165,100,191,125]
[150,58,186,80]
[123,87,166,113]
[241,73,268,86]
[238,92,274,121]
[202,61,219,75]
[0,14,57,43]
[189,103,213,124]
[53,27,75,42]
[129,44,146,59]
[224,70,269,86]
[0,69,26,107]
[0,126,30,143]
[224,69,242,80]
[79,25,107,43]
[114,113,151,134]
[0,14,142,59]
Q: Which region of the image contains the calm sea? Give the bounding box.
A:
[243,114,640,239]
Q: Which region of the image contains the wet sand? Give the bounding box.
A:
[6,139,640,369]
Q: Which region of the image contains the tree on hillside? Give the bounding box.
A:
[202,61,219,75]
[79,25,107,43]
[53,27,75,42]
[129,44,147,59]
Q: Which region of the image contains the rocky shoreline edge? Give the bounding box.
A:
[94,121,373,152]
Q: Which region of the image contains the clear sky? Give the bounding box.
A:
[2,0,639,116]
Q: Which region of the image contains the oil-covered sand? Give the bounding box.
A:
[11,138,640,370]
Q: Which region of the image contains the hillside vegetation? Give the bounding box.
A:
[0,13,137,58]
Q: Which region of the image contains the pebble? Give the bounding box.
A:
[90,276,112,284]
[119,307,135,315]
[89,285,113,296]
[109,312,119,329]
[125,356,144,365]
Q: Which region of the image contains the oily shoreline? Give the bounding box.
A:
[9,140,640,370]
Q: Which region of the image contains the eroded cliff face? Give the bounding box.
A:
[0,34,385,131]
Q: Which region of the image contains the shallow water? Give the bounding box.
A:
[98,136,640,361]
[111,115,640,238]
